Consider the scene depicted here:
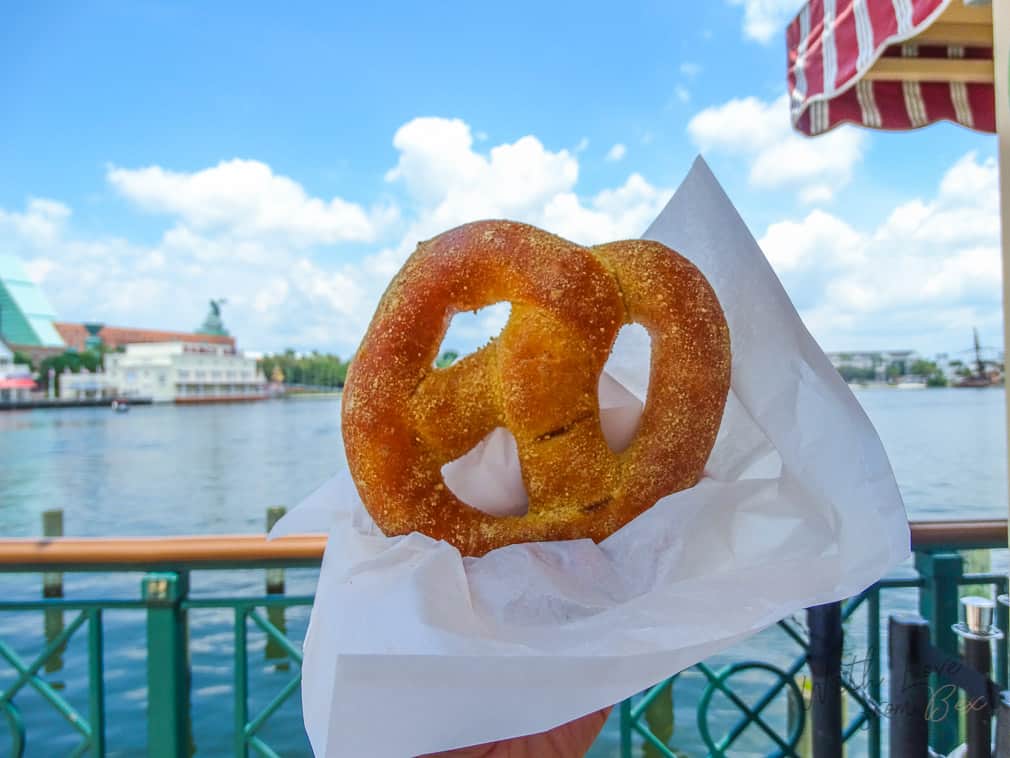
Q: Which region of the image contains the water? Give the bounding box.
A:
[0,388,1007,756]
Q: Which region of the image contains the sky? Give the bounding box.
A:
[0,0,1001,360]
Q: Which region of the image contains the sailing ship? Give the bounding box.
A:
[955,329,1001,388]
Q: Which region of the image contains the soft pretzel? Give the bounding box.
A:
[342,220,730,557]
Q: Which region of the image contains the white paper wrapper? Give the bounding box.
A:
[271,157,910,758]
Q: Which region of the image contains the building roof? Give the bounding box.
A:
[54,322,236,352]
[0,255,65,348]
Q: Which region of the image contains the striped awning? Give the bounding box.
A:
[788,0,995,135]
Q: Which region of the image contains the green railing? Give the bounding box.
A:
[0,522,1007,757]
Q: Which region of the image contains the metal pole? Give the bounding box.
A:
[996,0,1010,536]
[889,614,931,758]
[956,596,1001,758]
[965,634,994,758]
[807,602,843,757]
[995,691,1010,756]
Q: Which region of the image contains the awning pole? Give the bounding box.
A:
[996,0,1010,530]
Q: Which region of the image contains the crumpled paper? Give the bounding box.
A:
[271,157,910,758]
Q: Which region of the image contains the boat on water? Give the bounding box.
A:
[895,377,926,390]
[954,329,1002,388]
[111,399,130,412]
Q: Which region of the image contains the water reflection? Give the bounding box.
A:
[43,608,65,688]
[265,606,289,672]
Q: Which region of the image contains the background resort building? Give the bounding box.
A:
[0,254,65,363]
[62,341,267,403]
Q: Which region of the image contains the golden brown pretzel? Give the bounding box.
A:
[342,220,730,557]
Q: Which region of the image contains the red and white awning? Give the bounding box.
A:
[0,377,36,390]
[787,0,995,135]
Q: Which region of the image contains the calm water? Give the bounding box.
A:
[0,388,1007,756]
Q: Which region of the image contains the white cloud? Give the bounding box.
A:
[574,137,590,153]
[0,198,71,246]
[679,62,702,78]
[688,94,865,202]
[758,152,1002,352]
[605,143,627,162]
[108,159,394,246]
[674,85,691,104]
[5,117,671,355]
[727,0,803,44]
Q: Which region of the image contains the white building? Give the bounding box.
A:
[64,341,267,403]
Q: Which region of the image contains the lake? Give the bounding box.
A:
[0,388,1006,756]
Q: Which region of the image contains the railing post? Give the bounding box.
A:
[807,601,843,758]
[143,571,191,758]
[916,549,964,752]
[619,698,632,758]
[889,614,931,758]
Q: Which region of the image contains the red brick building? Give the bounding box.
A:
[54,323,236,353]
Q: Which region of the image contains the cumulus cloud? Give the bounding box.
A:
[679,62,702,78]
[108,159,395,246]
[688,94,865,202]
[6,117,672,355]
[605,143,627,162]
[0,198,71,246]
[727,0,803,44]
[758,152,1002,352]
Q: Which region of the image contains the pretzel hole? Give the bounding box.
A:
[599,323,651,453]
[434,302,511,368]
[440,427,529,518]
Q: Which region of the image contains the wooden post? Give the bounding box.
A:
[42,509,63,598]
[265,506,286,594]
[996,0,1010,556]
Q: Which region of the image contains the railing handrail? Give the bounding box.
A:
[0,519,1004,570]
[0,533,327,570]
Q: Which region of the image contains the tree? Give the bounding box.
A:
[12,351,33,369]
[435,350,459,368]
[258,350,350,388]
[36,349,104,392]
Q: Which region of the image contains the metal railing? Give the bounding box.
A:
[0,520,1006,757]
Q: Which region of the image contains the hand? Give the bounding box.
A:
[421,707,612,758]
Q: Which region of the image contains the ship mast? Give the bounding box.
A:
[975,327,985,379]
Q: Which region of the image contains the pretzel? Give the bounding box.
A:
[342,220,730,557]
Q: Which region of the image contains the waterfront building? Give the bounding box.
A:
[69,341,268,403]
[0,255,65,364]
[0,338,36,402]
[54,322,235,352]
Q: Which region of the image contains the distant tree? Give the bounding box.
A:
[908,359,947,387]
[435,350,459,368]
[12,351,33,369]
[258,350,349,388]
[837,365,875,382]
[36,349,104,392]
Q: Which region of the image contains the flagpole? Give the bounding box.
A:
[995,0,1010,529]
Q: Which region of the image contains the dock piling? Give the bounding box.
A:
[42,509,63,598]
[265,506,286,595]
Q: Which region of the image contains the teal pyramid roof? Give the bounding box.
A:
[0,255,65,348]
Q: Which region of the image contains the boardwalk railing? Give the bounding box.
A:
[0,520,1007,756]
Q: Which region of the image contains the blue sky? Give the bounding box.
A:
[0,0,1000,359]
